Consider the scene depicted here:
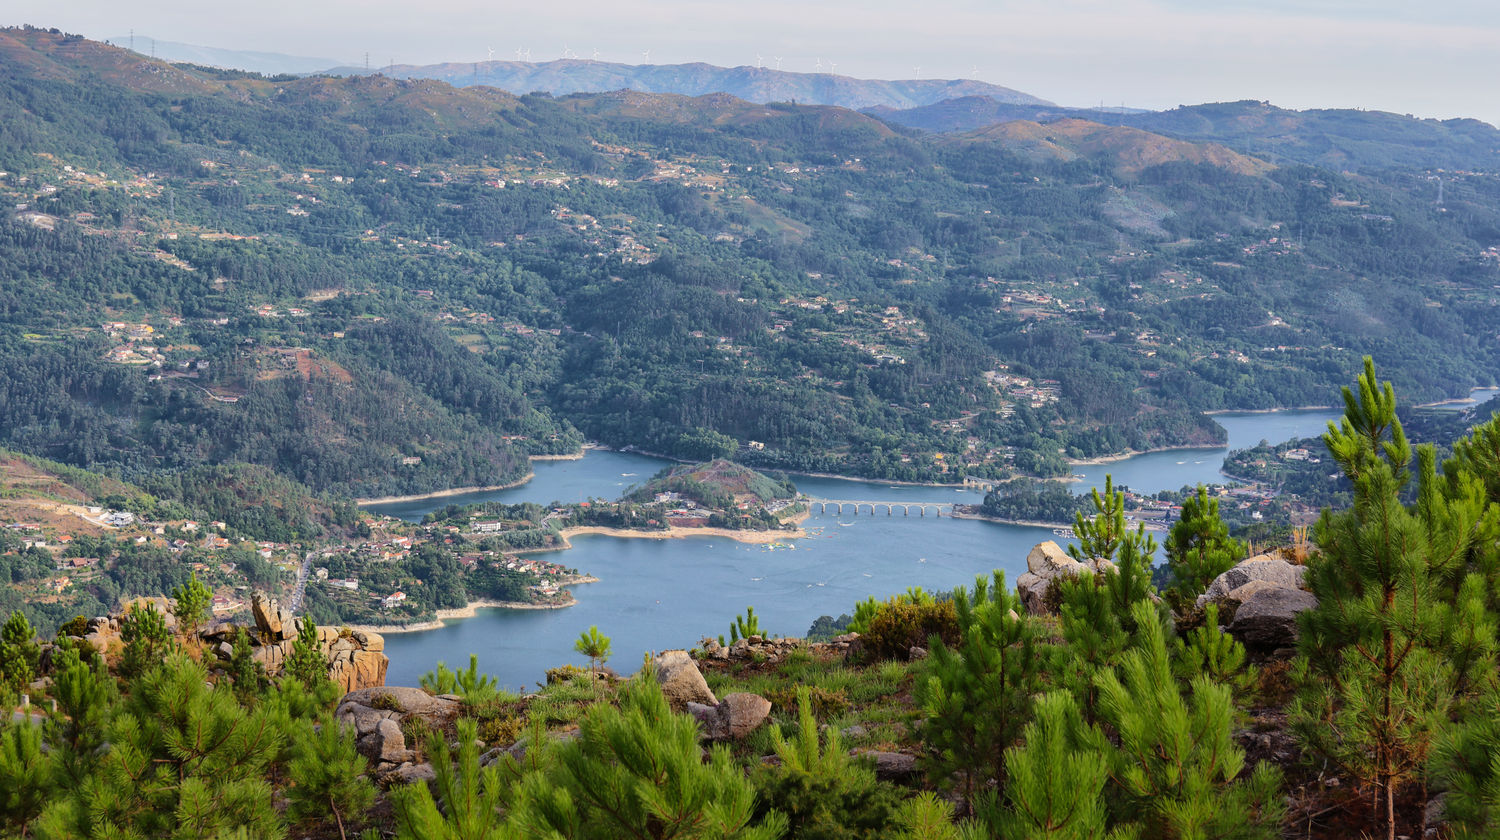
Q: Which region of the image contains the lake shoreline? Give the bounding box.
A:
[355,450,590,505]
[513,523,806,556]
[1066,443,1225,468]
[346,587,599,634]
[948,508,1072,530]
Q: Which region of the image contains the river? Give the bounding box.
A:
[367,395,1500,689]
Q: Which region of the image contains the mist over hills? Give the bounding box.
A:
[337,57,1053,112]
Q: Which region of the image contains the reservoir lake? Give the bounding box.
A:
[367,397,1494,689]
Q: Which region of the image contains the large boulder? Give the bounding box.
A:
[251,594,286,640]
[1197,555,1307,608]
[340,686,460,724]
[1015,541,1114,615]
[357,717,408,763]
[688,693,772,741]
[654,650,717,711]
[1228,586,1318,649]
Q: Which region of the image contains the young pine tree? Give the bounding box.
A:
[573,625,612,697]
[43,641,117,789]
[119,601,174,678]
[982,691,1127,840]
[0,720,49,837]
[1431,684,1500,838]
[1164,485,1244,612]
[1068,475,1136,564]
[171,571,214,641]
[510,673,787,840]
[1172,603,1251,691]
[915,571,1044,810]
[284,614,331,689]
[36,654,285,840]
[1097,600,1284,840]
[754,687,899,838]
[391,718,514,840]
[1292,359,1492,840]
[0,610,40,693]
[287,714,375,840]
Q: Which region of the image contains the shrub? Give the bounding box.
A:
[860,598,958,662]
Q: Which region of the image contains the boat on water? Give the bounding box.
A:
[1053,527,1076,538]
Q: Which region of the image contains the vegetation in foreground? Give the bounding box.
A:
[2,358,1499,839]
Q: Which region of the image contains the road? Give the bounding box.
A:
[285,550,316,614]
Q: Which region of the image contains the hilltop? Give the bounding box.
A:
[0,26,1497,505]
[334,57,1052,112]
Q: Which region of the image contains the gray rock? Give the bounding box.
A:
[855,750,919,782]
[388,762,436,785]
[689,693,772,741]
[357,717,407,763]
[907,646,928,661]
[654,650,717,711]
[339,686,460,722]
[1016,541,1108,615]
[1228,586,1318,649]
[335,701,399,736]
[1197,556,1307,608]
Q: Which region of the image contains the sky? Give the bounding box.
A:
[6,0,1499,125]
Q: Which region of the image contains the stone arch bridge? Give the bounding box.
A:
[808,499,953,517]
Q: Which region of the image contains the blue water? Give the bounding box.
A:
[368,404,1406,688]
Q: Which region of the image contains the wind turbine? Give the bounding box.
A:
[592,48,601,60]
[828,61,837,74]
[774,56,783,70]
[515,47,524,61]
[970,65,979,79]
[814,57,823,72]
[755,53,763,69]
[912,65,922,78]
[642,49,651,63]
[562,44,574,59]
[487,47,495,61]
[523,48,532,62]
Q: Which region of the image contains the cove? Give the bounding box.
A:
[371,406,1351,689]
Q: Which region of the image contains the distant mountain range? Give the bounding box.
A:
[340,58,1053,112]
[104,35,340,75]
[92,34,1500,172]
[870,97,1500,171]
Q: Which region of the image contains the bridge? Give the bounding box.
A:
[807,499,953,517]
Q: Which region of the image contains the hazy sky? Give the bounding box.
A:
[8,0,1499,125]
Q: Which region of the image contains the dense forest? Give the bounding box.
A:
[0,27,1497,508]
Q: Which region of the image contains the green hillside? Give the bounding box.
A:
[1,26,1497,496]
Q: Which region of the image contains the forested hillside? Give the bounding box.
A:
[1,26,1497,499]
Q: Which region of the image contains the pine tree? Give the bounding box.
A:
[1068,475,1135,563]
[0,720,50,837]
[390,716,520,840]
[573,625,611,697]
[510,673,787,840]
[915,571,1044,809]
[287,714,375,840]
[1097,601,1284,840]
[227,626,268,702]
[1432,684,1500,837]
[983,691,1126,840]
[284,614,330,690]
[1172,604,1250,691]
[1293,358,1492,840]
[36,654,284,839]
[171,571,214,641]
[0,610,39,693]
[421,654,502,705]
[119,601,174,678]
[754,688,898,838]
[43,641,116,789]
[1164,485,1244,611]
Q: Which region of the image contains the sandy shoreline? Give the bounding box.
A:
[1066,444,1224,468]
[513,524,805,555]
[1202,405,1338,416]
[345,591,595,634]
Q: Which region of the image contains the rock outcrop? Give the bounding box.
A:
[687,692,772,741]
[1196,555,1306,609]
[1197,554,1317,651]
[336,686,464,781]
[654,650,717,711]
[1228,587,1319,650]
[1016,541,1115,615]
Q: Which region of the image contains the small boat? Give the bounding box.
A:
[621,472,636,476]
[1176,460,1186,465]
[838,521,855,527]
